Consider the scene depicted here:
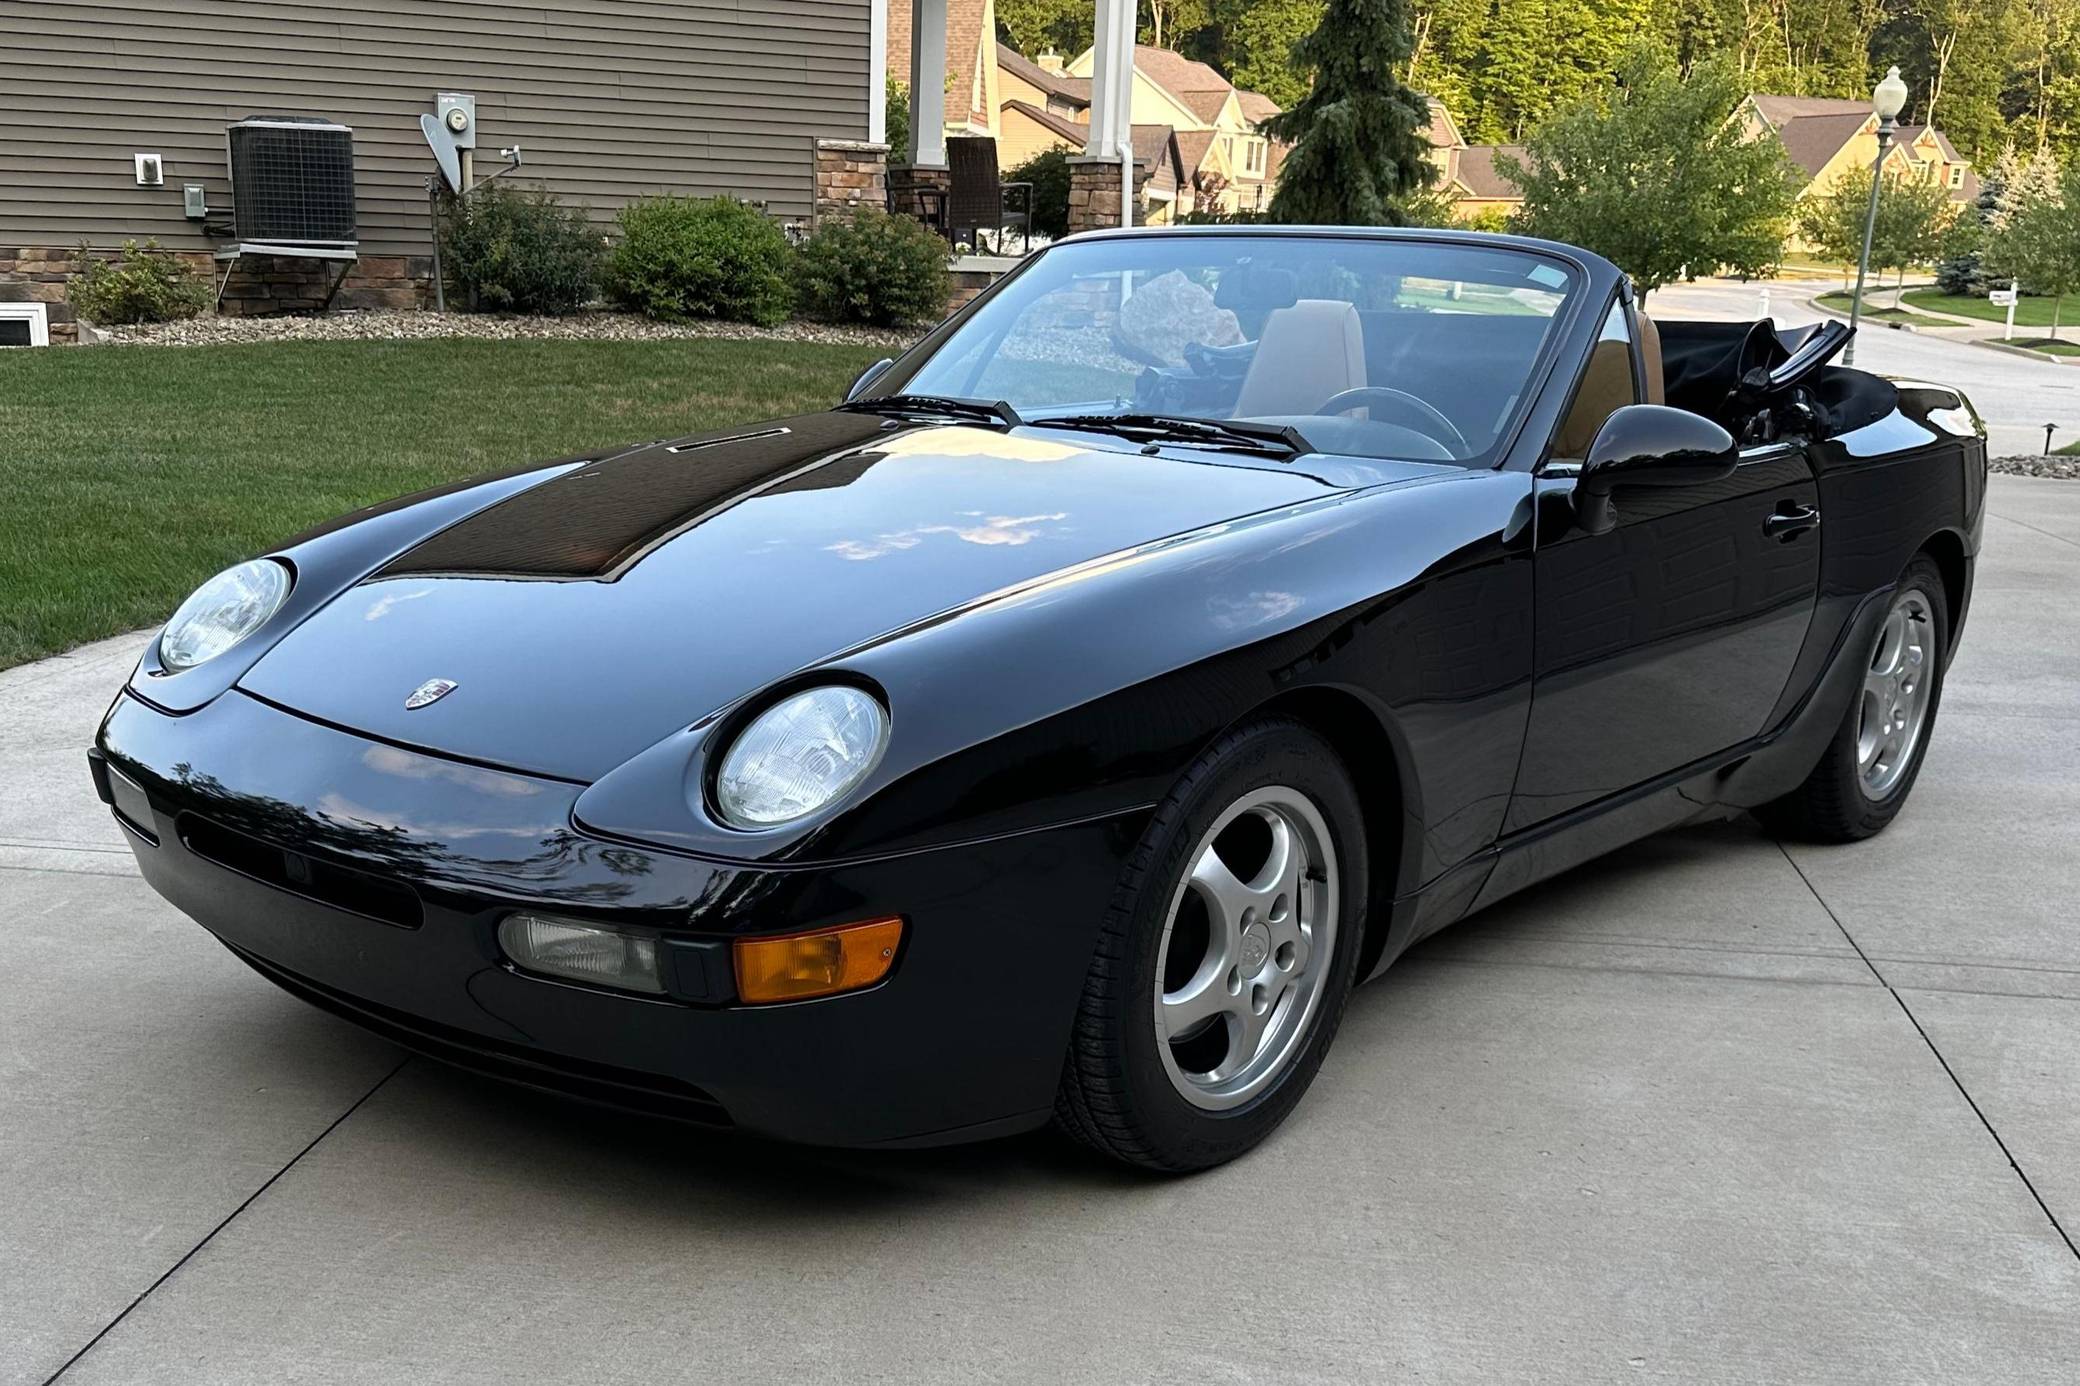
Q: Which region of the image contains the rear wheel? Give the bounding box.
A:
[1758,555,1949,842]
[1054,720,1367,1172]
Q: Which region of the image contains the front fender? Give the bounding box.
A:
[126,455,592,714]
[574,467,1536,886]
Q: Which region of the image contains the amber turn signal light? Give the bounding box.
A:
[733,917,904,1004]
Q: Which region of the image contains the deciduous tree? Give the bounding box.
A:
[1984,148,2080,335]
[1502,44,1803,299]
[1226,1,1327,108]
[1795,165,1957,303]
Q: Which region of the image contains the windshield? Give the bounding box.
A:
[880,233,1580,466]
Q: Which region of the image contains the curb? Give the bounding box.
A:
[1810,296,1921,331]
[1974,338,2080,366]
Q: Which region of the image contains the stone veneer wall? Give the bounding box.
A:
[885,164,953,225]
[814,140,890,226]
[1066,156,1149,234]
[0,247,87,343]
[0,244,434,342]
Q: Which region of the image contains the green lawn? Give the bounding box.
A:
[2012,337,2080,357]
[1901,287,2080,329]
[1815,291,1919,323]
[0,336,892,671]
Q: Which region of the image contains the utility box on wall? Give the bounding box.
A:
[225,115,357,245]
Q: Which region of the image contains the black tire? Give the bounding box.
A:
[1054,718,1369,1172]
[1757,554,1950,842]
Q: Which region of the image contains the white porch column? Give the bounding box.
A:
[868,0,887,145]
[908,0,948,168]
[1084,0,1135,223]
[1085,0,1133,160]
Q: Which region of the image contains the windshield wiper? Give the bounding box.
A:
[1042,413,1315,456]
[838,394,1023,427]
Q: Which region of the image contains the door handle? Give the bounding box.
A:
[1763,502,1820,540]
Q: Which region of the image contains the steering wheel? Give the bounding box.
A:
[1315,387,1470,457]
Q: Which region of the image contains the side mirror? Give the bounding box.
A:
[1575,404,1737,535]
[845,357,894,403]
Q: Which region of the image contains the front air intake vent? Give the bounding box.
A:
[225,115,357,245]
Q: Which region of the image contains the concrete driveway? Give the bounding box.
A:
[6,478,2078,1385]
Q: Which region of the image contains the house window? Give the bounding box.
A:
[1949,165,1964,188]
[0,302,49,347]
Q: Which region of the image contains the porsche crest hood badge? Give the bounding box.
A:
[405,678,459,710]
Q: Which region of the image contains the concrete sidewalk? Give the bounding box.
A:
[5,478,2077,1384]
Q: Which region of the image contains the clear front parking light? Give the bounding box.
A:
[498,913,664,995]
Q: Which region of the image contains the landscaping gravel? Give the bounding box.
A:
[90,310,919,351]
[1990,455,2080,479]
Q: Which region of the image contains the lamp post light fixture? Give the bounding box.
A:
[1845,65,1911,367]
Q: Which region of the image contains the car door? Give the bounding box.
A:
[1505,296,1822,833]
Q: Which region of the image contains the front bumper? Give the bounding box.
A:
[95,689,1141,1147]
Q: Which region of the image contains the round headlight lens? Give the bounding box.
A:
[159,559,293,672]
[714,685,889,828]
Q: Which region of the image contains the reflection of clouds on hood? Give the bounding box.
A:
[361,744,546,798]
[828,511,1069,561]
[1209,590,1301,632]
[361,587,433,622]
[316,792,547,841]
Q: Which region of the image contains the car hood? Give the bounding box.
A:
[238,412,1363,781]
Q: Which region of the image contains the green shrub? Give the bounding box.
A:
[606,195,795,326]
[1008,148,1071,239]
[68,240,211,324]
[794,209,951,327]
[1458,205,1514,235]
[439,182,602,314]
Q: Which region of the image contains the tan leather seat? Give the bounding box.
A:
[1554,306,1667,458]
[1636,309,1666,405]
[1234,300,1367,418]
[1553,336,1637,459]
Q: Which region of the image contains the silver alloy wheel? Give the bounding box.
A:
[1858,587,1936,800]
[1152,786,1338,1111]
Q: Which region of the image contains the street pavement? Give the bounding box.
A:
[1650,277,2080,460]
[4,479,2078,1384]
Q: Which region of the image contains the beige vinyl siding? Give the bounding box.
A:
[2,0,871,255]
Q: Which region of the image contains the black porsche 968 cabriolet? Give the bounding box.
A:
[92,229,1985,1170]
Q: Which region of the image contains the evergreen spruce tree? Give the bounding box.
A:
[1263,0,1433,225]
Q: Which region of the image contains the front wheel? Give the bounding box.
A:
[1758,555,1950,842]
[1054,719,1368,1172]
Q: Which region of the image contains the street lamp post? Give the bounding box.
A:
[1844,65,1911,367]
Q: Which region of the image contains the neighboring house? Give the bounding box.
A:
[1448,144,1528,222]
[1427,94,1979,234]
[1739,94,1977,251]
[992,42,1241,222]
[887,0,1001,141]
[997,46,1094,166]
[997,93,1184,223]
[1062,45,1282,213]
[2,0,880,341]
[1416,98,1466,191]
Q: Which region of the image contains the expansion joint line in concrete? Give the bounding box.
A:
[1777,842,2080,1263]
[39,1057,413,1384]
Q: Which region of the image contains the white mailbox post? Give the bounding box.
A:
[1990,283,2020,341]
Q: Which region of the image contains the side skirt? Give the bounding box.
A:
[1363,584,1892,984]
